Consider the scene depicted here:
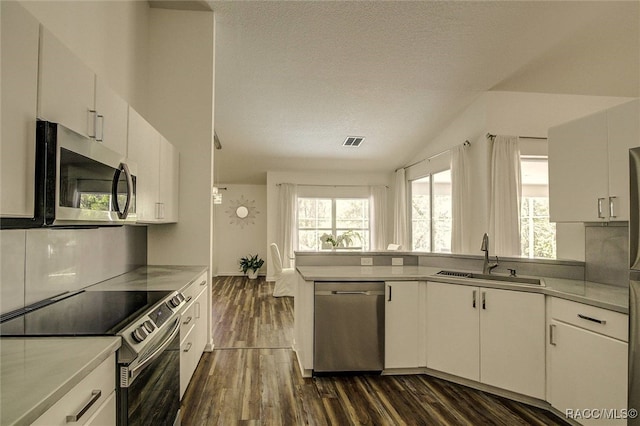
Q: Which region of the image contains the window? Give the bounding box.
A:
[411,169,452,252]
[297,198,370,251]
[520,157,556,258]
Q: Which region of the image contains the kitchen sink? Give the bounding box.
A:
[435,270,543,286]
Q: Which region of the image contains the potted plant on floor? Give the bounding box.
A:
[239,254,264,279]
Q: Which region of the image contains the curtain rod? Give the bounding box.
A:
[486,133,547,140]
[397,140,470,172]
[276,183,389,188]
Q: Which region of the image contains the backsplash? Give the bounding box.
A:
[585,223,628,287]
[0,226,147,315]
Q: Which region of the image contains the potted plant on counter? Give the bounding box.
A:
[320,230,362,250]
[239,254,264,279]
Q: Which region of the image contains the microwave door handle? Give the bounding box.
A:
[112,163,133,219]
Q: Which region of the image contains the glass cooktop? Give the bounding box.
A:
[0,290,172,336]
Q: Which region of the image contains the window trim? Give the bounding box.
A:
[409,168,452,253]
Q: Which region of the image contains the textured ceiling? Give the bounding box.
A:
[211,1,639,184]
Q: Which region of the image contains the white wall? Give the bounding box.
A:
[266,170,393,279]
[212,185,267,276]
[20,0,150,112]
[144,9,214,270]
[408,91,634,260]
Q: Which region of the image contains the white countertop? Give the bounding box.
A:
[296,265,628,314]
[0,336,120,426]
[86,265,208,292]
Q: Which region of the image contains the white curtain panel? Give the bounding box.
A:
[277,183,297,268]
[451,144,470,254]
[370,185,388,251]
[489,135,522,257]
[392,168,409,250]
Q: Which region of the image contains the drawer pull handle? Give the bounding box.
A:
[183,342,192,352]
[183,316,193,325]
[549,324,557,346]
[66,389,101,423]
[578,314,606,325]
[199,280,207,286]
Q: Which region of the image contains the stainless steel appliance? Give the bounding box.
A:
[0,289,187,426]
[630,147,640,423]
[313,282,385,374]
[0,120,136,228]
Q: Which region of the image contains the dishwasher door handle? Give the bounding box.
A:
[333,291,371,295]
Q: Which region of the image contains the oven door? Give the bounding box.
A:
[55,122,137,225]
[118,317,181,426]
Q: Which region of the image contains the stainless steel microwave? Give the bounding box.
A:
[1,121,137,228]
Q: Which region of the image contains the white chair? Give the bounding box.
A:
[270,243,295,297]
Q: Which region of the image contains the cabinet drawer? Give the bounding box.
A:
[551,298,628,341]
[182,271,208,303]
[180,301,196,343]
[33,353,115,425]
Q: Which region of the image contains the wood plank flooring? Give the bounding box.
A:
[181,276,570,426]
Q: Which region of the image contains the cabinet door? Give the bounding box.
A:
[127,107,160,222]
[425,282,479,381]
[549,110,609,222]
[480,289,545,399]
[158,136,179,223]
[194,287,208,357]
[38,27,96,138]
[385,281,420,369]
[607,99,640,222]
[95,78,128,156]
[180,327,196,399]
[1,1,39,217]
[549,320,628,426]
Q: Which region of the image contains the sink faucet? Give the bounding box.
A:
[481,233,499,274]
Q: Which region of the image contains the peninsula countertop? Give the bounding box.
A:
[0,336,120,426]
[296,265,628,314]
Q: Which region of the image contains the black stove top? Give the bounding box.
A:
[0,290,173,336]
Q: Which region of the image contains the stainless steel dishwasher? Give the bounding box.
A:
[314,282,385,374]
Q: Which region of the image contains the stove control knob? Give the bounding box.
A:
[143,320,155,334]
[131,326,149,343]
[169,295,181,308]
[176,293,185,302]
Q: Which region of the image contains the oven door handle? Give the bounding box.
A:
[129,317,180,381]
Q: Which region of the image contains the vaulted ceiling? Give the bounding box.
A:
[209,1,639,184]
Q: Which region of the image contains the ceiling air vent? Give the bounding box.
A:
[343,136,365,147]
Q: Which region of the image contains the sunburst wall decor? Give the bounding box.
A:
[225,195,259,229]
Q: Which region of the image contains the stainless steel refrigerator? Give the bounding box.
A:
[628,147,640,424]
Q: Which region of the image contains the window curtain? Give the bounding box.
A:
[489,135,522,256]
[451,144,470,253]
[392,169,409,250]
[370,185,388,251]
[277,183,297,268]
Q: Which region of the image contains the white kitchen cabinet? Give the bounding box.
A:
[95,77,129,156]
[426,281,480,381]
[32,353,116,426]
[480,287,545,399]
[127,107,179,224]
[549,100,639,222]
[426,282,545,398]
[548,298,628,426]
[180,273,209,398]
[1,1,40,218]
[385,281,420,369]
[38,27,96,139]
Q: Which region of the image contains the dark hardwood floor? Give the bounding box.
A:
[181,276,570,425]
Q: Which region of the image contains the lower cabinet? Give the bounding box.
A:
[180,274,209,398]
[548,298,628,426]
[33,353,116,426]
[385,281,420,369]
[426,281,545,399]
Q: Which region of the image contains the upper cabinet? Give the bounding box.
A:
[128,108,179,224]
[38,28,129,157]
[549,100,640,222]
[1,1,40,218]
[95,77,129,156]
[38,27,96,139]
